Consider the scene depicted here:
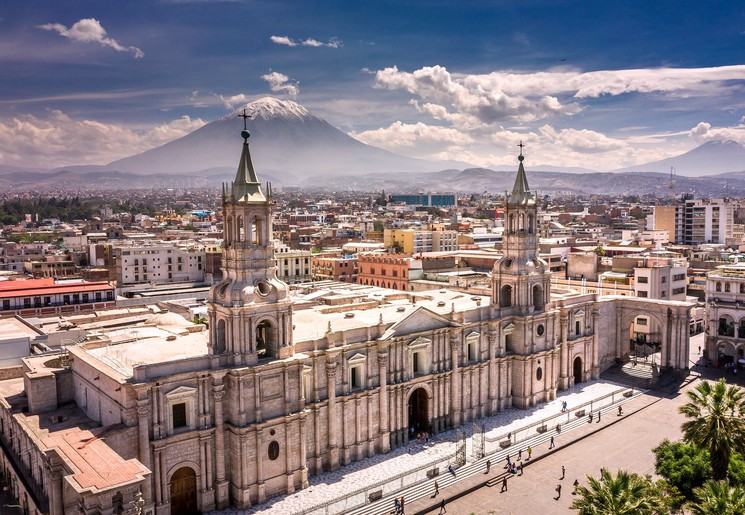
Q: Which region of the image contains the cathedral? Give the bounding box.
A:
[0,129,693,515]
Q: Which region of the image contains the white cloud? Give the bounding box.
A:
[0,110,204,168]
[219,93,251,109]
[37,18,144,58]
[689,121,745,145]
[261,72,299,97]
[349,121,472,158]
[269,35,342,48]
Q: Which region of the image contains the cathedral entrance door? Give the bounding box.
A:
[573,356,583,384]
[408,387,430,436]
[170,467,200,515]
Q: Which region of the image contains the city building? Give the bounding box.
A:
[310,253,358,283]
[388,193,456,208]
[0,278,115,316]
[704,262,745,364]
[384,227,458,254]
[653,197,734,246]
[274,242,312,283]
[0,136,693,515]
[113,244,206,286]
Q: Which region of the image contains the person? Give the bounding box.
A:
[597,410,601,423]
[549,436,555,449]
[699,345,701,354]
[588,412,593,423]
[556,484,562,499]
[518,461,523,476]
[518,449,522,460]
[434,480,439,496]
[501,476,508,492]
[561,465,565,480]
[394,497,400,514]
[556,422,561,433]
[448,464,455,476]
[573,478,579,494]
[618,405,623,416]
[439,498,447,514]
[527,446,532,459]
[486,459,491,474]
[400,496,405,514]
[506,453,511,463]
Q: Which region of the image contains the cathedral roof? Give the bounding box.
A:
[231,130,266,203]
[508,152,536,206]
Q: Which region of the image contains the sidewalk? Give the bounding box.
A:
[394,387,673,515]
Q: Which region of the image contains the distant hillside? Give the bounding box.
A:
[612,140,745,176]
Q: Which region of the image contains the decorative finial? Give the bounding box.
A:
[517,141,525,162]
[239,108,251,141]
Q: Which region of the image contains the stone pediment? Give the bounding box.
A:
[381,306,455,340]
[465,330,480,339]
[503,323,516,334]
[408,336,432,349]
[165,386,197,399]
[348,353,367,364]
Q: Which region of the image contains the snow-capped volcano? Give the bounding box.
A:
[107,97,469,179]
[224,97,312,122]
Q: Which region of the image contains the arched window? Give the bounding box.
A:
[528,214,534,234]
[509,214,515,233]
[533,284,544,311]
[237,215,244,242]
[256,319,277,358]
[740,283,745,294]
[225,217,233,245]
[215,319,226,354]
[716,282,722,292]
[725,282,731,293]
[500,284,512,308]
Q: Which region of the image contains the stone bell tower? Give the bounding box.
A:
[207,113,293,365]
[492,143,551,314]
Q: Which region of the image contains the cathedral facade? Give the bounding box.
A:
[0,133,693,515]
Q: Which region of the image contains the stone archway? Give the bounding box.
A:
[170,466,200,515]
[407,387,430,436]
[573,356,583,384]
[255,318,278,358]
[500,284,512,308]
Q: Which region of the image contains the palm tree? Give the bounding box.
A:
[570,469,667,514]
[679,379,745,480]
[192,315,208,325]
[690,480,745,515]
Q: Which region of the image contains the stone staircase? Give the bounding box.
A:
[600,361,656,389]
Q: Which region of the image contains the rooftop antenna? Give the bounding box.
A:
[668,166,676,190]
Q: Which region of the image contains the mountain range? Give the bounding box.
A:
[2,97,745,196]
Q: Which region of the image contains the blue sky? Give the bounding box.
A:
[2,0,745,170]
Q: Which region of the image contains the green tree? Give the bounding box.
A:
[679,379,745,481]
[570,469,667,515]
[690,480,745,515]
[654,439,713,502]
[192,315,207,325]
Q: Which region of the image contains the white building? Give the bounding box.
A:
[114,244,206,285]
[273,241,312,283]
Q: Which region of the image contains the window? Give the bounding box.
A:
[536,324,545,336]
[2,300,9,310]
[44,296,51,306]
[268,441,280,461]
[24,298,31,308]
[716,282,722,292]
[172,403,187,429]
[673,287,685,295]
[661,276,667,284]
[725,283,731,292]
[575,321,581,335]
[412,351,421,373]
[350,366,361,389]
[468,342,477,362]
[638,277,648,284]
[82,294,89,303]
[673,274,685,281]
[638,291,648,298]
[536,367,543,381]
[63,295,70,305]
[637,318,648,326]
[661,291,666,298]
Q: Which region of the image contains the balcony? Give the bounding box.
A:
[719,325,735,337]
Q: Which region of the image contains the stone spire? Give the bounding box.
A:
[508,142,534,206]
[231,111,265,203]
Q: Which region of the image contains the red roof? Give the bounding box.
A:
[0,278,113,299]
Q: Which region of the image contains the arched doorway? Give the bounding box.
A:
[573,356,583,384]
[408,388,430,436]
[170,467,199,515]
[256,320,276,358]
[532,284,544,311]
[215,319,226,353]
[500,285,512,308]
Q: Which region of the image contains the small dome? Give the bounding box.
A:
[145,311,191,327]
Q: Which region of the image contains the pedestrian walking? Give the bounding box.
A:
[434,480,439,496]
[394,497,400,514]
[527,446,532,459]
[400,496,405,514]
[506,453,510,463]
[588,412,593,423]
[486,459,491,474]
[549,436,555,449]
[597,410,601,423]
[439,498,447,514]
[556,422,561,433]
[617,405,623,416]
[573,478,579,494]
[518,449,522,460]
[556,484,562,499]
[561,465,565,479]
[501,476,508,492]
[518,461,523,476]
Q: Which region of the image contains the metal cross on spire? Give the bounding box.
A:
[239,108,251,130]
[517,140,525,156]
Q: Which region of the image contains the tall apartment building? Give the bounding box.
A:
[634,255,689,302]
[388,193,456,207]
[653,197,733,245]
[384,228,458,254]
[113,244,206,285]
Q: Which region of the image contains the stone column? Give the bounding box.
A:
[153,447,162,506]
[326,361,340,470]
[661,310,670,368]
[377,352,390,453]
[136,397,153,504]
[591,309,600,379]
[559,318,569,389]
[299,412,309,488]
[449,331,461,427]
[487,328,497,415]
[48,455,64,515]
[211,381,229,509]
